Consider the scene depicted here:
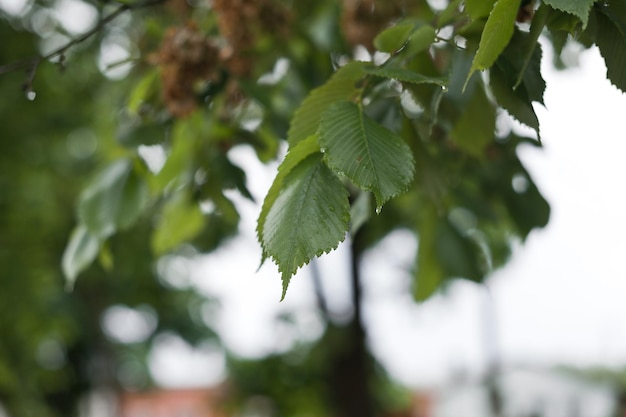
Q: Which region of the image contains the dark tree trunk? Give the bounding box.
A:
[328,234,374,417]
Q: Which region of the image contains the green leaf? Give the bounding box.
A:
[62,225,101,289]
[127,69,159,115]
[504,169,550,238]
[435,218,484,282]
[490,64,540,134]
[151,121,197,193]
[117,120,167,148]
[414,208,444,301]
[467,0,520,82]
[499,30,546,105]
[151,190,205,255]
[465,0,496,20]
[401,25,438,57]
[595,8,626,93]
[374,21,415,52]
[543,0,595,28]
[599,2,626,35]
[287,61,366,146]
[350,191,371,236]
[261,153,350,299]
[318,101,415,209]
[79,159,150,238]
[257,135,321,262]
[450,86,496,157]
[515,3,550,88]
[363,65,447,86]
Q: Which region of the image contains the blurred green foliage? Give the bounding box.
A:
[1,0,624,416]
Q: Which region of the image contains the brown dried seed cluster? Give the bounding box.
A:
[341,0,407,52]
[212,0,292,76]
[157,23,221,118]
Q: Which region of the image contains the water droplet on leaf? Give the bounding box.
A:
[375,206,382,215]
[26,91,36,101]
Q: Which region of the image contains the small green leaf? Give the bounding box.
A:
[450,87,496,157]
[117,121,167,148]
[543,0,595,28]
[414,208,445,301]
[127,69,159,114]
[62,225,101,289]
[261,153,350,299]
[287,61,366,146]
[401,25,437,57]
[79,159,150,238]
[151,190,205,255]
[465,0,496,20]
[515,3,550,89]
[435,219,484,282]
[318,101,415,208]
[374,21,415,52]
[350,191,371,236]
[490,64,540,134]
[364,65,447,86]
[467,0,520,83]
[595,8,626,93]
[151,121,197,193]
[499,30,546,105]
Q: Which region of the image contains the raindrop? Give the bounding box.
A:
[375,206,382,215]
[440,85,448,93]
[26,91,36,101]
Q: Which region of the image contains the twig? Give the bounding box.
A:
[0,0,165,78]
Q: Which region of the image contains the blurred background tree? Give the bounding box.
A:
[1,0,623,416]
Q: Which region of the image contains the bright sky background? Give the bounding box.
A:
[151,43,626,389]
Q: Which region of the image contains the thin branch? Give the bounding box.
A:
[0,0,165,77]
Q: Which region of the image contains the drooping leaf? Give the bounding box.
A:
[349,191,372,236]
[151,190,205,255]
[450,86,496,157]
[490,64,540,134]
[117,120,168,148]
[287,61,366,146]
[78,159,150,238]
[400,25,438,58]
[62,225,101,288]
[127,69,160,115]
[465,0,496,20]
[467,0,520,82]
[515,3,550,88]
[503,169,551,238]
[261,153,350,299]
[374,21,415,52]
[363,65,447,86]
[150,120,197,193]
[594,8,626,93]
[435,218,484,282]
[318,101,415,208]
[598,2,626,35]
[499,30,546,105]
[257,135,321,262]
[543,0,595,28]
[414,207,445,301]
